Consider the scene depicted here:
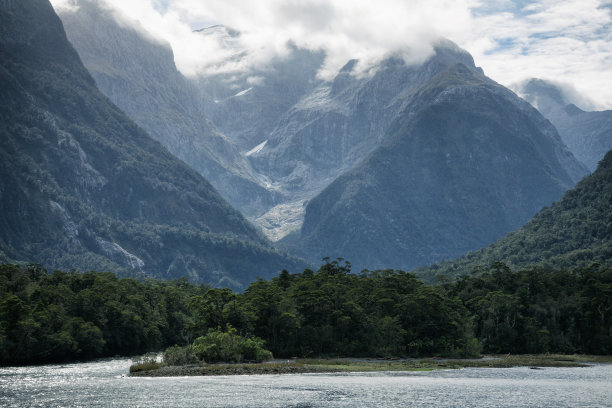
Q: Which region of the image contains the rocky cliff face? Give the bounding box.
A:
[57,1,277,217]
[284,63,587,272]
[0,0,306,289]
[513,78,612,172]
[242,42,586,241]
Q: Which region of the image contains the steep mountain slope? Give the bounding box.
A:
[0,0,305,289]
[514,78,612,171]
[246,44,487,238]
[285,63,587,272]
[417,148,612,281]
[56,1,276,216]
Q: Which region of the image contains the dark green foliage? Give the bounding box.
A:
[130,352,162,372]
[190,326,273,363]
[418,149,612,281]
[0,264,208,365]
[445,263,612,354]
[1,261,611,366]
[239,259,477,358]
[163,345,199,366]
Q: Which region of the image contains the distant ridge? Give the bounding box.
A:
[57,0,277,217]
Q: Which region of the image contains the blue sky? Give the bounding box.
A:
[52,0,612,109]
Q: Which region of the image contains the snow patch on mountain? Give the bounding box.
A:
[245,139,267,156]
[233,87,252,97]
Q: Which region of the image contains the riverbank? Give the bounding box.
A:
[129,354,612,377]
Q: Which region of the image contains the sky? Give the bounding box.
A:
[51,0,612,109]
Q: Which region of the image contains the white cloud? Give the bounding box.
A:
[51,0,612,109]
[53,0,472,79]
[462,0,612,109]
[51,0,80,13]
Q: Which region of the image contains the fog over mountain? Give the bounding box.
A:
[513,78,612,172]
[51,0,612,110]
[53,0,590,270]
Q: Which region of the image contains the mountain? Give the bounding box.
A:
[54,8,590,251]
[0,0,306,289]
[56,1,276,217]
[283,59,588,272]
[416,148,612,281]
[50,1,590,262]
[250,42,485,194]
[202,40,587,242]
[513,78,612,171]
[248,43,524,239]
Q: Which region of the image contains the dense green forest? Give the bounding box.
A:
[0,260,610,366]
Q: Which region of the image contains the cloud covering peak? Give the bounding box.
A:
[51,0,612,109]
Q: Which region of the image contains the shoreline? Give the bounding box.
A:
[129,354,612,377]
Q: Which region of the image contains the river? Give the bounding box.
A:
[1,358,611,407]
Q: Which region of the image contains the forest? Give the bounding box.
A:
[0,259,610,366]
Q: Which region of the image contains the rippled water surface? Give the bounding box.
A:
[1,359,611,407]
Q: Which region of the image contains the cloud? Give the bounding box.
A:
[52,0,473,79]
[463,0,612,109]
[51,0,612,109]
[51,0,81,13]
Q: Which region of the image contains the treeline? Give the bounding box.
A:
[0,264,206,365]
[1,260,611,366]
[445,262,611,354]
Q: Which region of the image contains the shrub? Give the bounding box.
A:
[130,352,162,372]
[162,345,199,366]
[192,326,273,363]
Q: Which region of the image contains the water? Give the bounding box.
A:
[1,359,611,407]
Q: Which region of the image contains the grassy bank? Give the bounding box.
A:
[129,354,612,377]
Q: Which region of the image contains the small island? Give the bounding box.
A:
[130,354,612,377]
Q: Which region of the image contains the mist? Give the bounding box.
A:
[52,0,612,109]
